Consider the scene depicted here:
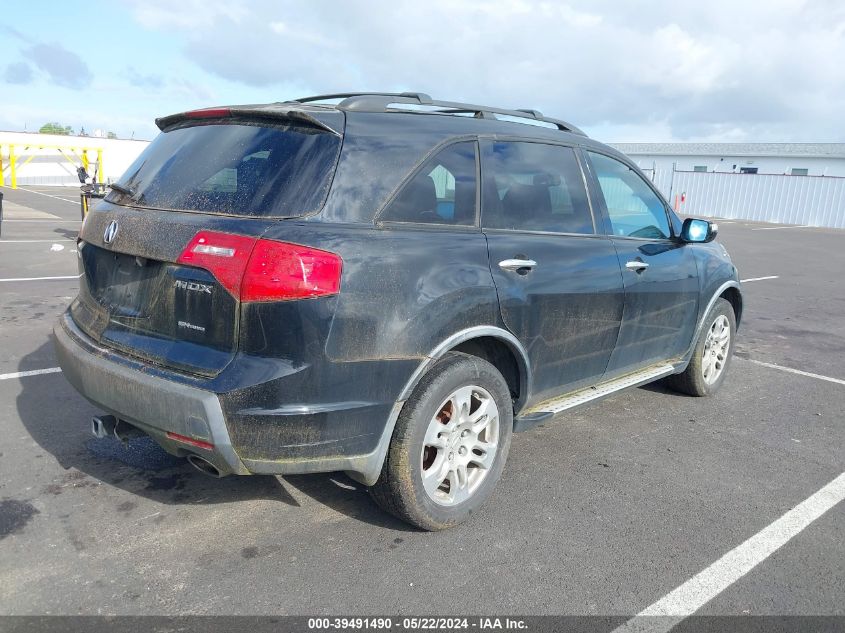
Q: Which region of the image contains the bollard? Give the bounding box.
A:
[0,190,3,238]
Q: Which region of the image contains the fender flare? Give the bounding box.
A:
[396,325,531,407]
[349,325,531,486]
[682,279,742,363]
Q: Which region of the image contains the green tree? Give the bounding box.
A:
[107,131,117,139]
[39,122,73,135]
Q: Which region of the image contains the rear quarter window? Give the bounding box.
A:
[108,120,341,218]
[380,141,478,226]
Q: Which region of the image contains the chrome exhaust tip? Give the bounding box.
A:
[186,454,222,478]
[91,415,117,439]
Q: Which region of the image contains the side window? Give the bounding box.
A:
[482,142,593,234]
[588,152,671,239]
[381,141,477,225]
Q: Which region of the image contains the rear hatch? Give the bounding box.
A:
[70,107,344,377]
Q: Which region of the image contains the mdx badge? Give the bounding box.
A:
[103,220,119,244]
[174,280,213,294]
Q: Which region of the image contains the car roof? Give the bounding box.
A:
[157,92,629,160]
[281,93,629,161]
[290,92,587,135]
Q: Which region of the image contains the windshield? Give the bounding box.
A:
[107,119,342,217]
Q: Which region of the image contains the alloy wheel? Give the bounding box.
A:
[702,314,731,384]
[420,385,500,506]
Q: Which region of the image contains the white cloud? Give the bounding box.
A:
[643,24,734,95]
[538,3,602,27]
[128,0,248,29]
[122,0,845,141]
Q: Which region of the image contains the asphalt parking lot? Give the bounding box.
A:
[1,185,843,620]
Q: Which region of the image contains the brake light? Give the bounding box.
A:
[241,239,342,302]
[177,231,256,298]
[184,107,232,119]
[177,230,343,302]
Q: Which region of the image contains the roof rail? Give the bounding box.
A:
[289,92,586,136]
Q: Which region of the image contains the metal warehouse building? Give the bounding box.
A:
[610,143,845,228]
[611,142,845,177]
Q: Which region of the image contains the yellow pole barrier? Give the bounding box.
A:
[17,155,36,170]
[81,149,89,174]
[0,144,5,187]
[9,144,16,189]
[59,149,78,169]
[97,148,104,183]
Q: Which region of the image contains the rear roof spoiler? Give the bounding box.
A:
[155,105,344,135]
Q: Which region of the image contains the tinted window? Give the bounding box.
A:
[106,120,341,217]
[382,142,477,225]
[588,152,671,239]
[482,142,593,234]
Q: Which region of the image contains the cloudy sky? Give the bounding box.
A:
[2,0,844,142]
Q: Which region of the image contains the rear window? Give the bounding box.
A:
[107,120,341,217]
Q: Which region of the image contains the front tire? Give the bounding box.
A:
[370,352,513,530]
[666,297,736,396]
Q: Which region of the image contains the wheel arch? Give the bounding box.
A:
[397,326,531,413]
[721,285,743,327]
[350,327,531,487]
[680,280,742,366]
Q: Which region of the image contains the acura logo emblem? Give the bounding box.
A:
[103,221,119,244]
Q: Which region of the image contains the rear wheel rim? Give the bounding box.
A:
[702,314,731,384]
[420,385,500,507]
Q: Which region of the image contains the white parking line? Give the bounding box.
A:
[751,225,812,231]
[0,219,81,223]
[0,239,76,243]
[17,187,79,204]
[742,358,845,387]
[740,275,779,283]
[0,367,62,380]
[615,471,845,632]
[0,274,81,282]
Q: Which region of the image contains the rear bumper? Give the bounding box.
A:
[53,312,404,484]
[54,313,250,476]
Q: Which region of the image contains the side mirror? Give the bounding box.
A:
[681,218,718,243]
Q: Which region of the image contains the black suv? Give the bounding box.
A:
[54,92,742,530]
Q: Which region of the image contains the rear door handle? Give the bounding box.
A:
[625,260,650,272]
[499,258,538,272]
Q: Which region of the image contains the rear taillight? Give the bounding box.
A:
[241,239,342,302]
[177,231,256,298]
[177,230,342,302]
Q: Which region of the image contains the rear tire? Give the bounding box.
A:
[370,352,513,531]
[666,297,736,397]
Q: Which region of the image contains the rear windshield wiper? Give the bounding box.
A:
[109,182,136,198]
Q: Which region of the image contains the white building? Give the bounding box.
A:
[610,142,845,177]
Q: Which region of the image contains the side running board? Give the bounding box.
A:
[513,363,676,432]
